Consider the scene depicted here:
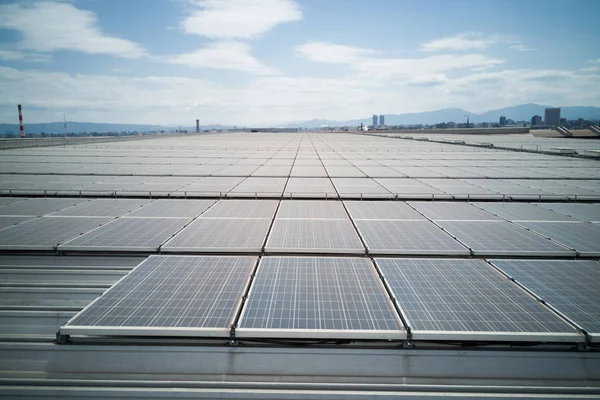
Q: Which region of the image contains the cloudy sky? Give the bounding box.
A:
[0,0,599,126]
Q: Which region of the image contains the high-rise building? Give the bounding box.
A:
[545,108,561,126]
[379,115,385,127]
[531,115,542,126]
[372,115,378,127]
[499,116,507,126]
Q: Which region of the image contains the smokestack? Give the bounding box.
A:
[17,104,24,138]
[196,119,200,134]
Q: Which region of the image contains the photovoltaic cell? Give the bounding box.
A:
[436,221,575,257]
[277,200,348,219]
[162,218,271,253]
[60,255,256,337]
[50,199,152,217]
[344,201,425,220]
[58,218,190,252]
[515,222,600,257]
[0,198,88,217]
[489,259,600,342]
[266,219,365,254]
[376,258,582,342]
[473,203,578,221]
[0,216,34,230]
[200,200,278,219]
[125,199,215,218]
[409,202,500,221]
[237,257,405,339]
[355,220,469,255]
[0,217,111,250]
[536,203,600,223]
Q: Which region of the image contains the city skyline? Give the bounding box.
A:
[0,0,599,126]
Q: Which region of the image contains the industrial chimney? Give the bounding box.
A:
[17,105,24,138]
[196,119,200,134]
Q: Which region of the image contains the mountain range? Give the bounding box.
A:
[284,104,600,128]
[1,104,599,133]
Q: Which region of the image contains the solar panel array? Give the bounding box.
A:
[1,132,598,344]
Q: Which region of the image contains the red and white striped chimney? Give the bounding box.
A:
[17,104,24,138]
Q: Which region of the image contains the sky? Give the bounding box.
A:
[0,0,599,126]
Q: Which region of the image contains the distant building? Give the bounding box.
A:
[499,116,507,126]
[372,115,378,127]
[379,115,385,127]
[545,108,561,126]
[531,115,542,126]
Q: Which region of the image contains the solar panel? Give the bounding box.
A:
[0,198,27,207]
[59,255,256,337]
[489,259,600,342]
[124,182,188,192]
[277,200,348,219]
[290,166,328,177]
[0,198,88,217]
[179,177,244,193]
[50,199,152,217]
[210,165,258,177]
[200,200,278,219]
[125,200,215,218]
[375,258,582,342]
[284,177,337,198]
[355,220,469,255]
[473,202,578,221]
[251,165,292,177]
[229,177,287,196]
[161,218,271,253]
[237,257,405,339]
[0,217,111,250]
[266,219,365,254]
[0,216,34,230]
[58,218,190,252]
[409,202,501,221]
[374,179,446,197]
[357,166,405,178]
[331,178,392,196]
[325,167,366,178]
[536,203,600,223]
[344,201,425,220]
[515,222,600,257]
[436,221,575,257]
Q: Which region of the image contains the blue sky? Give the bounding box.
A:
[0,0,599,125]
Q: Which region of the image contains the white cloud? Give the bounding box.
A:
[1,63,598,126]
[0,49,51,63]
[509,44,535,52]
[0,1,146,58]
[421,32,533,53]
[170,41,276,74]
[587,59,600,64]
[581,66,599,72]
[353,54,503,80]
[295,42,375,63]
[295,42,503,80]
[182,0,302,39]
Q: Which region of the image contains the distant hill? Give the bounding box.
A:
[0,122,235,135]
[1,104,599,133]
[285,104,600,128]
